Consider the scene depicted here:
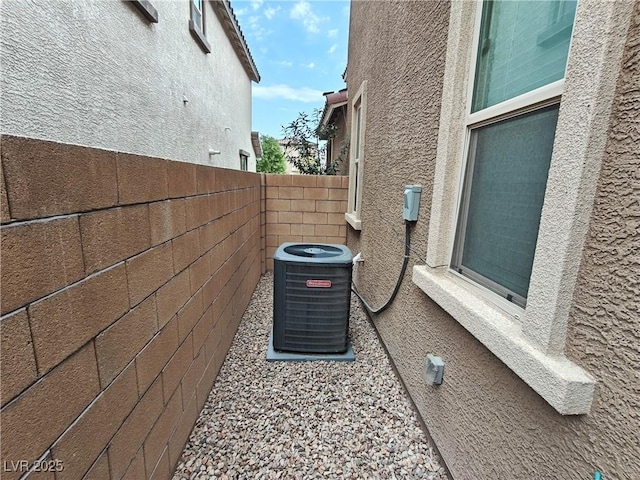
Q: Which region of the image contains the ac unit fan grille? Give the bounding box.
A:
[281,264,350,353]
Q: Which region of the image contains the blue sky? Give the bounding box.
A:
[232,0,350,139]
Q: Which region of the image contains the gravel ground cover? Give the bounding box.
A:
[173,273,448,480]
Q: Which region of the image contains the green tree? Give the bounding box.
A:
[257,135,286,174]
[282,109,342,175]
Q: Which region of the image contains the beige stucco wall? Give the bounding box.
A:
[345,0,446,299]
[346,1,639,479]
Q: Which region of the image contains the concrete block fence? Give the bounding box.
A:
[263,174,349,270]
[0,136,348,480]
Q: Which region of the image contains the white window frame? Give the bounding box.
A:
[192,0,203,30]
[412,0,633,415]
[239,150,250,171]
[189,0,211,54]
[453,87,564,308]
[345,80,367,230]
[450,0,570,310]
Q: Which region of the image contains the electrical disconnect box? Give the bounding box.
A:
[424,355,445,385]
[403,185,422,222]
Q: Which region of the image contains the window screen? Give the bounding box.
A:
[452,104,560,306]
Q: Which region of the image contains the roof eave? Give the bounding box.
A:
[251,131,262,157]
[211,0,261,83]
[320,100,348,131]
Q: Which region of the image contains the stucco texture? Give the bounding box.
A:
[0,0,256,170]
[345,0,446,268]
[346,1,639,479]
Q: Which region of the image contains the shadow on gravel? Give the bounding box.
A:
[173,272,448,480]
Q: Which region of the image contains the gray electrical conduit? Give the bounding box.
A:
[351,221,411,315]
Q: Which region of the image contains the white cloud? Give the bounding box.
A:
[327,44,337,54]
[304,62,315,69]
[264,6,280,20]
[235,7,248,16]
[251,0,263,11]
[328,29,338,38]
[253,84,324,102]
[290,0,328,34]
[275,60,293,67]
[246,15,272,41]
[290,1,311,19]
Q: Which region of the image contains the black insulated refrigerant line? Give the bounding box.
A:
[351,221,411,315]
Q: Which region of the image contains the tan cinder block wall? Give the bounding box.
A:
[264,174,349,270]
[0,136,262,480]
[346,1,640,479]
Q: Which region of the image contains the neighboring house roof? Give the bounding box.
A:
[319,89,348,139]
[212,0,260,82]
[324,89,348,106]
[251,131,262,157]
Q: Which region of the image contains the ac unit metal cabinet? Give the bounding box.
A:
[273,243,353,354]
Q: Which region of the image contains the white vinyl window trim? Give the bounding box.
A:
[239,150,249,171]
[189,0,211,53]
[451,1,572,309]
[412,0,634,415]
[345,80,367,231]
[467,80,564,128]
[452,88,563,310]
[192,0,203,30]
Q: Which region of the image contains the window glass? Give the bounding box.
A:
[352,104,362,213]
[355,106,362,159]
[191,0,204,32]
[353,162,359,212]
[453,104,560,304]
[348,81,366,224]
[472,0,577,112]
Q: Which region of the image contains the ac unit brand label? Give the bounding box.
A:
[306,279,332,288]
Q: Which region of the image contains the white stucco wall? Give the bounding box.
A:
[0,0,257,171]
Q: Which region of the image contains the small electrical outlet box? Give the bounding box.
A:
[403,185,422,222]
[423,354,444,385]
